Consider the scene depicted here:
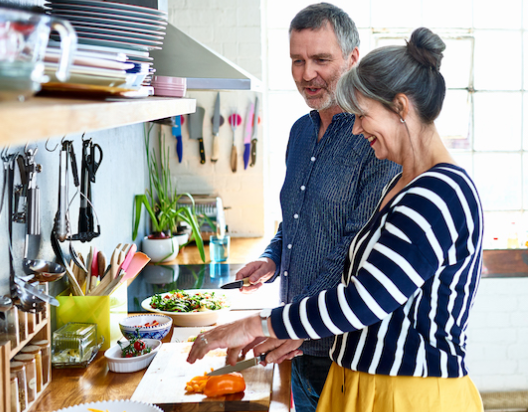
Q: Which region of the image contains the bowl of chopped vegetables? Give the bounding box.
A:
[104,337,161,373]
[141,289,230,327]
[119,314,173,341]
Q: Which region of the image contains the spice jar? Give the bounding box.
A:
[21,345,43,393]
[9,361,28,412]
[13,354,37,402]
[6,306,19,349]
[30,339,51,386]
[10,373,20,412]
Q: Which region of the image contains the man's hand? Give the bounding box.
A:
[253,338,304,364]
[235,258,276,292]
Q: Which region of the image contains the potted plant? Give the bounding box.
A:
[132,123,205,263]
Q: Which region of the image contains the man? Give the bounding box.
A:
[236,3,401,411]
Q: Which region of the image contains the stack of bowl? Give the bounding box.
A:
[151,75,186,97]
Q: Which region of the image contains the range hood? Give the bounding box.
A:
[151,23,262,91]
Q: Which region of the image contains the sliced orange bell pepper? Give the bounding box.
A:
[203,372,246,398]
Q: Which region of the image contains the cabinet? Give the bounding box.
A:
[0,95,197,410]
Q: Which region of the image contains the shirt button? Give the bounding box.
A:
[284,271,288,277]
[311,157,316,162]
[300,185,306,191]
[287,244,292,249]
[294,214,299,219]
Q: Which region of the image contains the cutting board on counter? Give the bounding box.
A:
[131,342,274,411]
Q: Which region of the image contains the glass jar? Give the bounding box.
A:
[21,345,43,393]
[10,373,20,412]
[17,311,27,342]
[9,361,27,412]
[13,354,36,402]
[30,339,51,386]
[6,306,19,349]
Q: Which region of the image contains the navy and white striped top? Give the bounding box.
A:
[270,163,483,378]
[261,111,401,357]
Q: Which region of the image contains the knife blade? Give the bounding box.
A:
[207,353,267,376]
[250,96,259,167]
[243,103,255,170]
[220,277,250,289]
[173,115,183,163]
[211,92,221,163]
[188,107,206,164]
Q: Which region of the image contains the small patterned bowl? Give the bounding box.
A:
[119,314,172,340]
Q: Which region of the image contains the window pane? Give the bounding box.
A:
[483,211,524,249]
[474,0,522,29]
[371,0,421,28]
[443,37,472,89]
[474,92,521,151]
[437,90,471,149]
[474,30,522,90]
[474,153,522,210]
[451,152,473,177]
[423,0,472,28]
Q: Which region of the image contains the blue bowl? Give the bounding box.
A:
[119,314,172,340]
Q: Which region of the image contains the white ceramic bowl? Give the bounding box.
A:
[140,289,230,327]
[53,399,163,412]
[104,338,161,373]
[119,314,173,340]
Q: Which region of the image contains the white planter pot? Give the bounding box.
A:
[174,232,189,246]
[142,236,179,263]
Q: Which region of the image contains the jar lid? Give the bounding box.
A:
[21,345,40,354]
[30,339,49,346]
[14,354,35,362]
[9,361,25,370]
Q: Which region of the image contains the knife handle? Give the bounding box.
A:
[250,139,257,167]
[176,135,183,163]
[211,133,219,163]
[230,144,237,173]
[243,143,250,170]
[198,138,206,164]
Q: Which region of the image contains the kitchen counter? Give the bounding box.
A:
[33,237,292,412]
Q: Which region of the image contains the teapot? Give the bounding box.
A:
[0,6,77,101]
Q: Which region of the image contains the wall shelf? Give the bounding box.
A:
[0,96,196,145]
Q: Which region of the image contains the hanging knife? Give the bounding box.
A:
[188,107,206,164]
[250,96,259,167]
[243,102,255,170]
[211,92,221,163]
[173,115,183,163]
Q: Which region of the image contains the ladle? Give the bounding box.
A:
[19,146,66,282]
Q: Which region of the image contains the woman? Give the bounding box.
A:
[188,27,484,412]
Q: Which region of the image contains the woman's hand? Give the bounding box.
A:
[254,338,304,364]
[187,315,263,364]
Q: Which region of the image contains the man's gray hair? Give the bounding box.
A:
[289,2,359,57]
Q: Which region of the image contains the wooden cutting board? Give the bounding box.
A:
[131,342,274,411]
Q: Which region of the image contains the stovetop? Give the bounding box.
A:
[127,263,245,313]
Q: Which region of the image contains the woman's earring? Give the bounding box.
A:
[400,118,405,123]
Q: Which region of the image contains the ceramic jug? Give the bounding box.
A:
[0,6,77,101]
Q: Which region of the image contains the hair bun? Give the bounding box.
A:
[406,27,446,71]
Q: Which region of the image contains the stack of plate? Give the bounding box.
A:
[44,0,167,95]
[151,76,186,98]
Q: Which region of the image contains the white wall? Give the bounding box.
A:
[166,0,265,237]
[466,277,528,392]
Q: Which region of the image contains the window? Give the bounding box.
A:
[264,0,526,249]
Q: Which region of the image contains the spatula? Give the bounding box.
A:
[188,107,206,164]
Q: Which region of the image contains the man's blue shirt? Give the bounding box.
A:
[261,110,401,357]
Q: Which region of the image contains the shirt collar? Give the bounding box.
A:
[308,110,355,126]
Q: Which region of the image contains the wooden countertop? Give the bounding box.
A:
[33,237,291,412]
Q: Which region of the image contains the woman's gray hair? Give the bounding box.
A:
[336,27,446,124]
[289,3,359,57]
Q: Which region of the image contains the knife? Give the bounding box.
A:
[220,278,250,289]
[243,103,254,170]
[173,115,183,163]
[188,107,206,164]
[211,92,221,163]
[207,353,267,376]
[250,96,259,167]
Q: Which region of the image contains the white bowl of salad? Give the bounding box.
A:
[140,289,230,327]
[105,338,161,373]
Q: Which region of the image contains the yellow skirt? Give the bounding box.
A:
[316,363,483,412]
